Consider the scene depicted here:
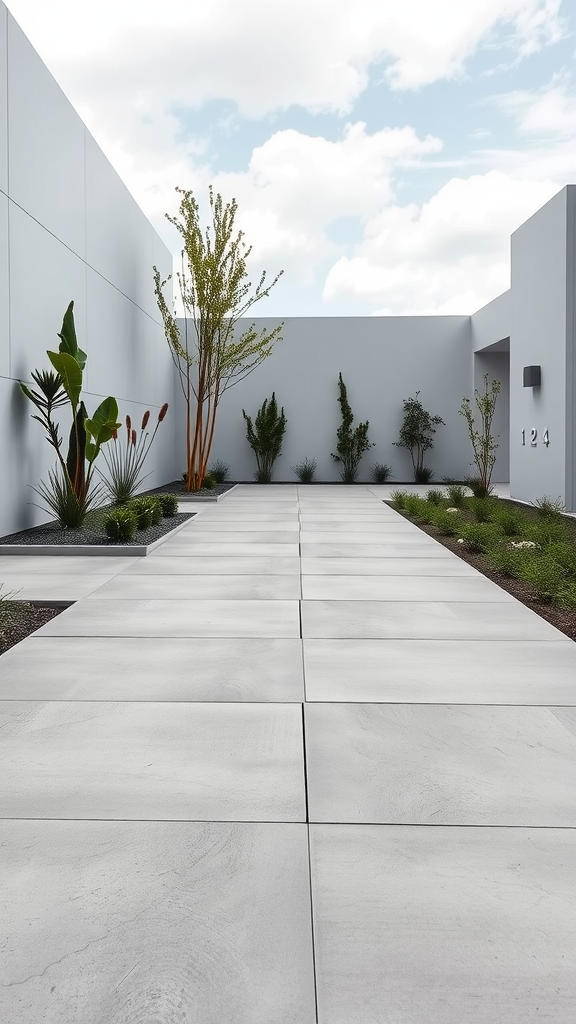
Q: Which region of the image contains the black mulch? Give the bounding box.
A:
[0,511,194,547]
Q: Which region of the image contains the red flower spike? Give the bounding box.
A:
[158,402,169,422]
[131,429,137,446]
[112,429,118,441]
[141,410,150,430]
[126,415,132,431]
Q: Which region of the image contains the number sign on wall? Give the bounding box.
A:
[521,429,550,447]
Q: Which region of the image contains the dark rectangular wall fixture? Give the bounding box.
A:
[523,365,541,387]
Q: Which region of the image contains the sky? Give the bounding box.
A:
[5,0,576,318]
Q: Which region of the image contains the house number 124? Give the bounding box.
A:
[521,429,550,447]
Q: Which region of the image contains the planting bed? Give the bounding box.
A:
[144,480,238,501]
[0,511,195,552]
[0,602,64,656]
[388,497,576,641]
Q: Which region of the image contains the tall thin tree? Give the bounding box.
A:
[154,186,284,491]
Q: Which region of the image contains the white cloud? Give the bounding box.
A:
[323,172,562,313]
[488,76,576,137]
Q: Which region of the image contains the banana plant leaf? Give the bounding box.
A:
[46,351,82,410]
[85,396,121,463]
[57,300,87,369]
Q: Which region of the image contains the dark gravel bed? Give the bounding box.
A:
[387,499,576,642]
[0,511,195,547]
[143,480,238,499]
[0,603,63,656]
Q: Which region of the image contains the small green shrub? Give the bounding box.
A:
[429,508,460,536]
[458,522,501,553]
[127,497,155,530]
[292,458,317,483]
[403,495,430,519]
[426,489,444,505]
[548,543,576,575]
[202,473,216,490]
[155,493,179,517]
[209,460,229,484]
[486,546,529,578]
[390,490,410,509]
[446,484,467,507]
[470,497,498,522]
[371,463,392,484]
[103,507,138,542]
[533,495,566,518]
[517,555,566,603]
[415,466,434,484]
[527,518,568,547]
[491,506,527,536]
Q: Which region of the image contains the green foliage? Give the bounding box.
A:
[403,495,430,520]
[153,185,284,490]
[459,374,501,493]
[548,543,576,574]
[390,490,410,509]
[331,373,373,483]
[202,473,216,489]
[527,518,568,547]
[470,497,498,522]
[292,457,317,483]
[491,506,527,536]
[533,495,566,518]
[557,583,576,610]
[370,463,392,484]
[446,484,467,507]
[458,521,501,552]
[127,497,158,530]
[100,405,169,505]
[32,467,104,529]
[426,489,444,505]
[517,555,566,603]
[394,392,445,480]
[103,507,138,542]
[20,301,120,525]
[486,545,529,577]
[464,475,494,498]
[243,393,287,483]
[155,493,179,517]
[428,508,460,536]
[209,460,229,484]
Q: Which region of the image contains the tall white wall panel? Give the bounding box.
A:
[7,13,86,258]
[0,191,8,378]
[0,2,7,195]
[175,315,474,484]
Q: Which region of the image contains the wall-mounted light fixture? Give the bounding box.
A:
[523,365,541,387]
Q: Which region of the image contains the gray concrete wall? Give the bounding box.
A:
[174,316,475,483]
[471,290,510,353]
[510,185,575,509]
[0,3,175,537]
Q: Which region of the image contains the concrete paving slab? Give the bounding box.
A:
[303,639,576,704]
[186,520,299,532]
[301,542,446,558]
[300,529,432,544]
[0,555,140,573]
[36,599,301,637]
[305,703,576,825]
[122,555,301,575]
[301,556,480,576]
[0,573,119,601]
[301,575,514,601]
[153,543,301,557]
[2,820,316,1024]
[0,701,306,820]
[310,824,576,1024]
[301,600,564,640]
[91,574,301,600]
[163,530,299,544]
[0,637,305,701]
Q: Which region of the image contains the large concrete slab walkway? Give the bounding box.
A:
[1,484,576,1022]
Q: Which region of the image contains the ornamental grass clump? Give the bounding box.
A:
[371,463,392,484]
[101,404,169,506]
[390,490,410,509]
[209,460,229,484]
[533,495,566,518]
[402,495,429,519]
[491,506,527,536]
[527,518,568,547]
[426,489,444,505]
[469,496,498,522]
[103,507,138,543]
[429,508,460,536]
[292,458,317,483]
[446,484,467,507]
[517,554,566,603]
